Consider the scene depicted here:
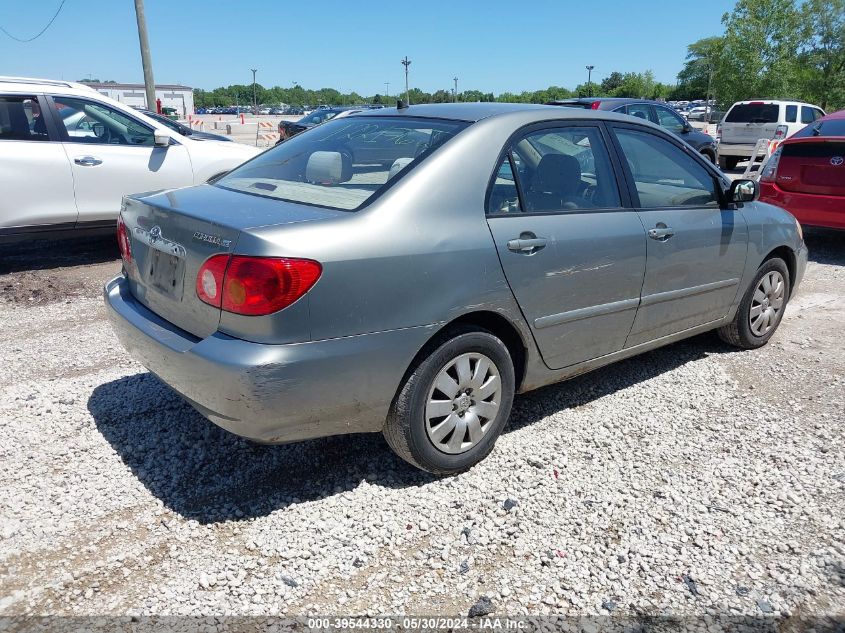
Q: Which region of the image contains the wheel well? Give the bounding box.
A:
[700,147,715,162]
[763,246,796,296]
[403,312,528,393]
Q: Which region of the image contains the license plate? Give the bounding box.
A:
[147,248,185,300]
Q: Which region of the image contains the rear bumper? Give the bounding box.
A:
[104,274,436,443]
[760,183,845,230]
[717,143,759,158]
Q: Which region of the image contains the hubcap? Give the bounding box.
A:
[749,270,785,337]
[425,352,502,455]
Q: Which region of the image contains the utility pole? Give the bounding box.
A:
[453,76,458,102]
[133,0,156,111]
[401,56,411,104]
[585,65,595,98]
[251,68,258,115]
[385,82,390,100]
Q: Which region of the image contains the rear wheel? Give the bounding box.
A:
[718,155,740,170]
[718,257,790,349]
[701,149,716,164]
[383,327,515,474]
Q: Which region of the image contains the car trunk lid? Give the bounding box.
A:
[776,139,845,196]
[120,184,343,339]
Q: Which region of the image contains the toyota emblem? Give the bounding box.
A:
[831,156,844,166]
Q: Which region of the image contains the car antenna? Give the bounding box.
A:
[397,99,409,110]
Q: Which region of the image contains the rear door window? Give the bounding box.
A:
[0,95,50,141]
[626,103,655,123]
[725,103,779,123]
[785,105,798,123]
[510,125,621,212]
[613,127,719,209]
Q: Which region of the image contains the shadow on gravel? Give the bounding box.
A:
[803,229,845,266]
[88,332,734,524]
[0,235,118,274]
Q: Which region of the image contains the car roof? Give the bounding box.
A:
[351,101,666,130]
[0,76,96,95]
[354,102,554,122]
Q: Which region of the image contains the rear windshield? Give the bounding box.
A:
[217,116,468,210]
[725,103,779,123]
[791,119,845,138]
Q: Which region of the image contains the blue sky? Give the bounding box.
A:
[1,0,736,94]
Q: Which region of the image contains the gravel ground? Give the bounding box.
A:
[0,231,843,625]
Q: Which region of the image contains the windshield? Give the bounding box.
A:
[217,116,469,211]
[726,103,779,123]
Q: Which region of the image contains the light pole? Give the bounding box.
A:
[585,65,594,97]
[385,82,390,100]
[133,0,156,111]
[251,68,257,114]
[401,56,411,104]
[453,76,458,102]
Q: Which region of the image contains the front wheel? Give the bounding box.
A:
[718,258,790,349]
[383,327,515,474]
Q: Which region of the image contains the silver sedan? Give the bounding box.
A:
[106,103,807,474]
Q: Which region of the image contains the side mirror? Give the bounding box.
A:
[154,130,172,147]
[682,123,692,133]
[729,179,758,203]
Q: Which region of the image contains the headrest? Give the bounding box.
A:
[388,157,414,180]
[305,151,351,184]
[533,154,581,195]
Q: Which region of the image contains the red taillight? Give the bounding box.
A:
[117,215,132,265]
[774,124,788,140]
[196,254,229,307]
[196,255,322,316]
[716,124,722,143]
[760,147,782,183]
[590,101,601,110]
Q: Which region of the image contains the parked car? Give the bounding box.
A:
[0,76,259,242]
[276,107,363,142]
[548,98,717,162]
[759,109,845,230]
[106,103,806,474]
[687,106,709,121]
[132,108,233,142]
[716,100,825,170]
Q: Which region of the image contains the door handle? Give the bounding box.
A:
[507,237,547,254]
[74,156,103,166]
[648,225,675,241]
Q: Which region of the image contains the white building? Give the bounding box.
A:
[87,82,194,117]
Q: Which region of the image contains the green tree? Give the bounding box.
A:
[797,0,845,110]
[675,36,722,100]
[600,72,624,93]
[715,0,803,108]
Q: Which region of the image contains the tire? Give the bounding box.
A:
[718,257,790,349]
[383,326,515,474]
[718,155,740,170]
[701,150,716,164]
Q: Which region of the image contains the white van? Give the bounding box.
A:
[716,100,825,170]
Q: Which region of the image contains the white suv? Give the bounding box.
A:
[716,99,825,170]
[0,77,260,243]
